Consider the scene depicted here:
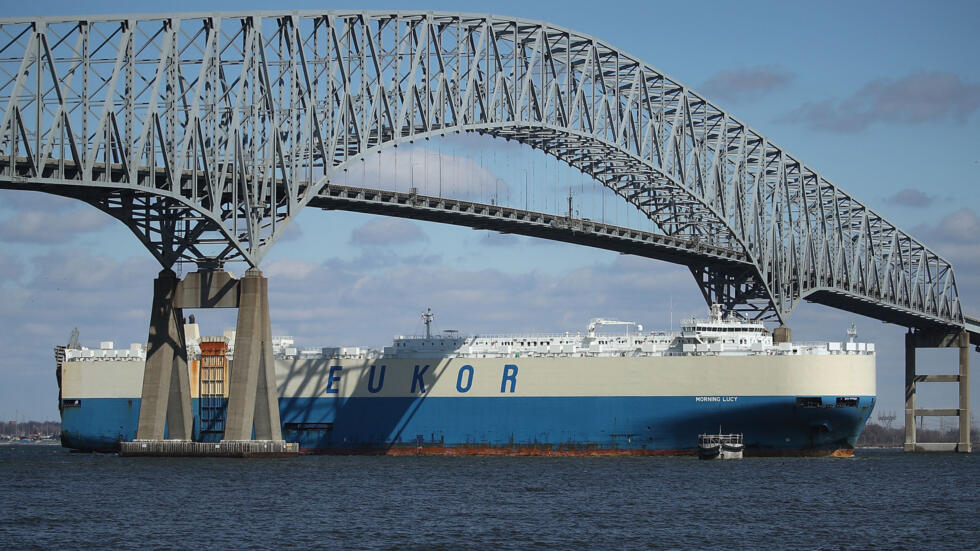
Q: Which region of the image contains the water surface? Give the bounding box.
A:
[1,445,976,550]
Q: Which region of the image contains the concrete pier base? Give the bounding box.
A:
[120,440,298,458]
[904,328,971,453]
[133,267,290,456]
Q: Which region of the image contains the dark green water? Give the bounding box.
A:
[1,445,977,550]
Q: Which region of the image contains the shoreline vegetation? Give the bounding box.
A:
[856,422,978,448]
[1,420,60,440]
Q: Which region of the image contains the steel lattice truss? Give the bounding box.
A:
[0,11,964,327]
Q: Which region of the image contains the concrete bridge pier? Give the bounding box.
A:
[135,270,193,440]
[223,269,283,442]
[125,268,295,457]
[904,328,971,453]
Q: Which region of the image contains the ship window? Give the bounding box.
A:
[796,397,822,408]
[835,397,859,408]
[61,398,81,408]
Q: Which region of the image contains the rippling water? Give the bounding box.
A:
[1,444,977,550]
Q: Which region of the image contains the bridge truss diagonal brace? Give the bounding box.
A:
[136,270,193,441]
[688,264,778,322]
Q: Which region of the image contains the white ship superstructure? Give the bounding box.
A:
[64,303,872,363]
[384,303,873,359]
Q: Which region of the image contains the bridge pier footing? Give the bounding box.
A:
[132,268,292,457]
[904,328,971,453]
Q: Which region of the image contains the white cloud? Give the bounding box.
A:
[783,71,980,133]
[700,65,794,103]
[884,188,934,208]
[913,208,980,313]
[263,253,700,347]
[262,258,320,280]
[336,145,508,202]
[0,250,23,283]
[479,232,523,247]
[275,220,303,243]
[0,190,80,212]
[0,250,159,420]
[0,206,110,243]
[350,218,428,246]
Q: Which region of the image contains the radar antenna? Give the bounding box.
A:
[421,308,434,340]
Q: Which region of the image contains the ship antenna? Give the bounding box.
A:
[847,323,857,344]
[67,327,80,350]
[422,308,434,340]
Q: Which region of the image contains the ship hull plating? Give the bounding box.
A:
[59,354,876,456]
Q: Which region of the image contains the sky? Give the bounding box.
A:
[0,0,978,426]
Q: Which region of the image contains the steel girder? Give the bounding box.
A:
[310,183,753,268]
[0,11,963,327]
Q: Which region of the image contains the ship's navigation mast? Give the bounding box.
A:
[67,328,80,350]
[422,308,434,339]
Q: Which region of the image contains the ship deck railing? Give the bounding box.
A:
[698,434,744,446]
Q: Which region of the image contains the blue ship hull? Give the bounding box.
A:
[61,395,875,456]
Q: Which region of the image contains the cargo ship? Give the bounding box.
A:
[56,305,875,456]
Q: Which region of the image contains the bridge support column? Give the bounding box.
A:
[223,269,282,442]
[958,332,971,453]
[903,328,971,453]
[130,268,293,456]
[773,325,791,345]
[136,270,193,440]
[904,331,916,451]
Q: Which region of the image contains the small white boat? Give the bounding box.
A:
[698,430,744,460]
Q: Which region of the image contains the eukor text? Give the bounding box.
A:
[324,364,519,395]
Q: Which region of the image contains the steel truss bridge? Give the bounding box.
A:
[0,10,975,334]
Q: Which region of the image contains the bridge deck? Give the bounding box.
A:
[1,153,972,334]
[310,184,752,269]
[965,316,980,345]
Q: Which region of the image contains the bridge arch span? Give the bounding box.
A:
[0,11,963,327]
[338,123,746,255]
